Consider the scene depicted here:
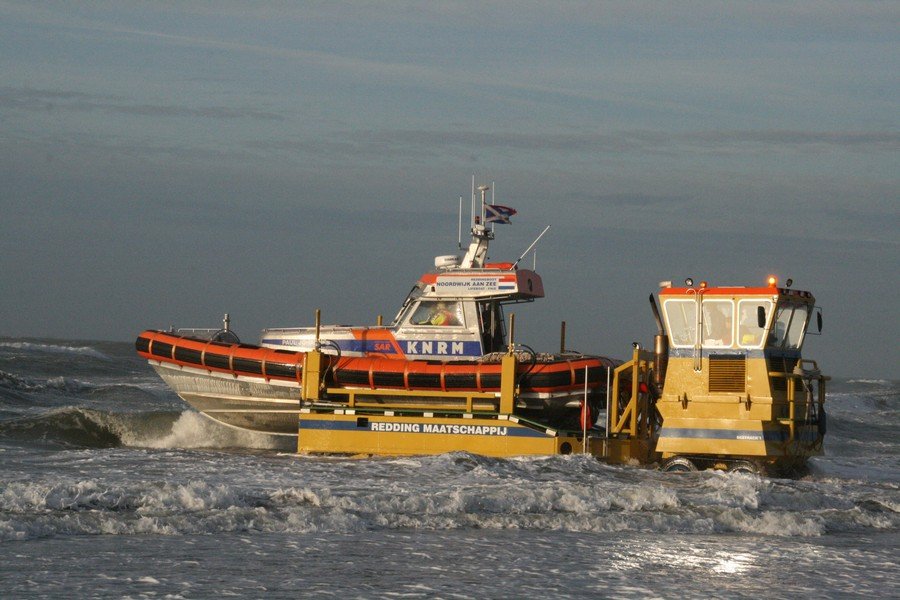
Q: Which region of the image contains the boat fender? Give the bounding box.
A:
[818,407,827,437]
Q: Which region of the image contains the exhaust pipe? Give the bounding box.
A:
[649,294,668,387]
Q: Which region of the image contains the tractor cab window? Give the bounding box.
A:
[768,303,810,349]
[701,299,734,348]
[662,299,697,348]
[409,300,464,327]
[737,299,772,348]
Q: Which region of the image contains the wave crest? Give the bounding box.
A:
[0,408,125,448]
[0,407,291,451]
[0,341,108,360]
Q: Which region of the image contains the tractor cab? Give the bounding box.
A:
[649,276,827,475]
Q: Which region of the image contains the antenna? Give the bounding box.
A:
[511,225,551,269]
[491,181,496,233]
[470,175,476,228]
[457,195,463,249]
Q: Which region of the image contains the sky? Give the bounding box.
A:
[1,1,897,378]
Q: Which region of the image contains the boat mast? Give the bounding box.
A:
[460,184,494,268]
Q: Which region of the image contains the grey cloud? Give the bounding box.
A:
[688,131,900,150]
[33,1,895,37]
[309,129,900,158]
[0,87,284,121]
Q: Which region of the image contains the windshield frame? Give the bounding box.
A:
[391,283,426,326]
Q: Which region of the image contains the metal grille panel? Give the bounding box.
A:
[709,355,746,392]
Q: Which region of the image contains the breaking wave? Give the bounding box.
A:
[0,370,38,391]
[0,371,95,394]
[128,411,294,451]
[0,408,160,448]
[0,408,291,451]
[0,370,167,403]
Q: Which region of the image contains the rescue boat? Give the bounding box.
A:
[135,329,614,435]
[136,184,616,436]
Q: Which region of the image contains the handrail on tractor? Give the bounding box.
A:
[768,360,829,443]
[609,346,655,439]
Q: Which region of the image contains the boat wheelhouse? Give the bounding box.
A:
[259,196,544,361]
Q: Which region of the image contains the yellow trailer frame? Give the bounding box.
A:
[296,344,660,465]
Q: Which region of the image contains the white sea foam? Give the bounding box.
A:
[715,508,826,536]
[0,342,108,360]
[609,484,679,512]
[43,376,93,393]
[269,487,323,507]
[699,472,763,509]
[2,467,897,542]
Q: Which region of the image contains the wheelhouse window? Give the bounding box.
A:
[408,300,464,327]
[662,299,697,348]
[701,299,733,348]
[737,299,772,349]
[391,283,425,326]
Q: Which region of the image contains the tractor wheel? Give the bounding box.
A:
[726,460,760,474]
[661,456,698,473]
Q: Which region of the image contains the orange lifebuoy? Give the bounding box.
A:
[580,400,592,430]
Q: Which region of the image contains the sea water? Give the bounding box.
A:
[0,339,896,598]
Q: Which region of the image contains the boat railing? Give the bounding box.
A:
[173,328,222,340]
[263,325,389,335]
